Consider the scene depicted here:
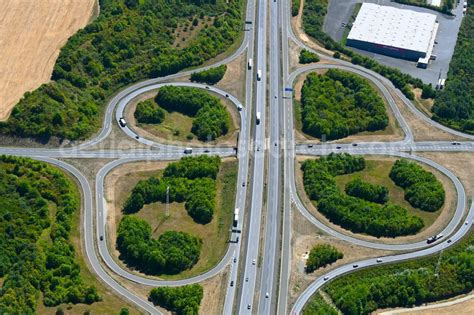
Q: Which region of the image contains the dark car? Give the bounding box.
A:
[100,236,104,241]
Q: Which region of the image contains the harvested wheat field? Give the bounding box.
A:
[0,0,97,120]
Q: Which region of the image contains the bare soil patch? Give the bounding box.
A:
[216,53,246,103]
[377,293,474,315]
[0,0,96,120]
[294,155,456,245]
[199,268,229,315]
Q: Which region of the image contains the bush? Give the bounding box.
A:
[305,244,343,273]
[190,65,227,85]
[117,216,202,275]
[299,49,320,64]
[390,159,445,212]
[300,69,388,140]
[134,99,165,124]
[333,51,341,59]
[0,0,243,141]
[303,293,338,315]
[302,154,424,237]
[345,178,389,204]
[149,284,203,315]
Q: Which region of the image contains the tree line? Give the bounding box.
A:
[302,154,424,237]
[124,155,220,224]
[155,86,231,141]
[432,2,474,134]
[390,159,445,212]
[0,0,243,142]
[345,178,389,204]
[323,230,474,315]
[149,284,203,315]
[302,0,428,100]
[0,156,100,313]
[300,69,388,140]
[116,216,202,275]
[305,244,343,273]
[190,65,227,85]
[134,99,165,124]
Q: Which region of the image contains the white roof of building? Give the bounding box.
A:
[347,3,438,54]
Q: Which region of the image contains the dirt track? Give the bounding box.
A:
[0,0,96,120]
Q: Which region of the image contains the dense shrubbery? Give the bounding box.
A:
[305,244,343,273]
[303,293,339,315]
[323,231,474,315]
[149,284,203,315]
[432,3,474,134]
[155,86,231,141]
[345,178,389,204]
[292,0,302,16]
[299,49,320,64]
[300,69,388,140]
[302,154,424,237]
[0,0,242,141]
[393,0,455,14]
[117,216,202,275]
[134,99,165,124]
[190,65,227,84]
[390,160,445,212]
[0,156,100,313]
[302,0,426,100]
[124,155,220,223]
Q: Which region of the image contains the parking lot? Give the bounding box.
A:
[323,0,465,86]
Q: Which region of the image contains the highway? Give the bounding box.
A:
[0,0,473,313]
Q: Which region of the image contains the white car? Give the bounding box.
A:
[252,259,256,265]
[323,276,329,281]
[376,258,383,263]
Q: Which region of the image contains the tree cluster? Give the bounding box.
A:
[299,49,320,64]
[325,231,474,315]
[390,160,445,212]
[190,65,227,84]
[124,155,220,223]
[302,154,424,237]
[155,86,231,141]
[345,178,389,204]
[305,244,343,273]
[302,0,428,100]
[134,99,165,124]
[148,284,203,315]
[0,0,243,141]
[300,69,388,140]
[0,156,100,313]
[116,216,202,275]
[432,4,474,134]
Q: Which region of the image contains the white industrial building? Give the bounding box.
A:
[346,3,439,62]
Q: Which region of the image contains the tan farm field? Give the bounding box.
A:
[0,0,97,120]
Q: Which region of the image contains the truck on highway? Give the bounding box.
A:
[256,112,261,125]
[248,58,253,70]
[426,233,444,244]
[184,147,193,154]
[257,69,262,81]
[233,208,239,227]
